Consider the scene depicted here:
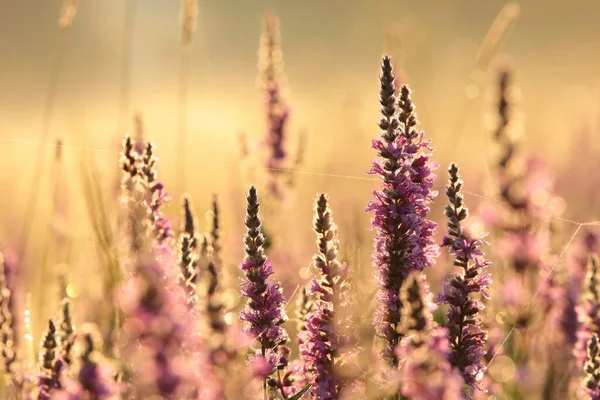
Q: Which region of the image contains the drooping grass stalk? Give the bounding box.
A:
[19,2,79,264]
[175,0,199,198]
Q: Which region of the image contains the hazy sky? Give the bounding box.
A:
[1,0,599,174]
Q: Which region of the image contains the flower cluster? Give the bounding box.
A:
[396,272,464,399]
[55,324,121,400]
[561,231,600,345]
[583,333,600,399]
[119,136,145,254]
[258,13,291,199]
[575,257,600,369]
[140,143,174,252]
[299,194,350,398]
[59,299,75,367]
[367,55,438,365]
[437,163,492,387]
[178,195,199,306]
[259,13,289,168]
[119,256,199,397]
[38,319,60,399]
[396,327,465,400]
[0,253,18,378]
[239,187,288,381]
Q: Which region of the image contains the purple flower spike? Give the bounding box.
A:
[575,257,600,369]
[119,256,199,397]
[178,195,199,306]
[299,193,354,399]
[437,163,492,387]
[259,13,290,198]
[583,333,600,399]
[38,320,60,400]
[239,187,288,386]
[54,324,121,400]
[562,231,600,345]
[396,327,465,400]
[140,143,174,256]
[367,56,439,365]
[394,274,464,399]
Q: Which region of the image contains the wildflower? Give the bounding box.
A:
[394,272,464,400]
[300,193,350,398]
[178,195,199,305]
[399,272,432,348]
[437,163,492,386]
[295,287,314,339]
[59,299,75,366]
[119,256,198,397]
[133,112,146,154]
[58,0,78,29]
[258,13,290,198]
[284,288,313,396]
[119,136,139,195]
[55,324,121,399]
[119,136,144,253]
[180,0,199,49]
[498,230,547,273]
[0,254,17,377]
[140,143,174,250]
[396,328,465,400]
[367,56,438,365]
[563,231,600,345]
[272,345,296,397]
[575,257,600,369]
[239,186,288,392]
[39,320,60,399]
[209,195,221,268]
[583,333,600,400]
[200,260,233,367]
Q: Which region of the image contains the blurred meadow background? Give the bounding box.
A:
[1,0,600,398]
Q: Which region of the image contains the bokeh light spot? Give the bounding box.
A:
[66,283,79,298]
[489,355,516,383]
